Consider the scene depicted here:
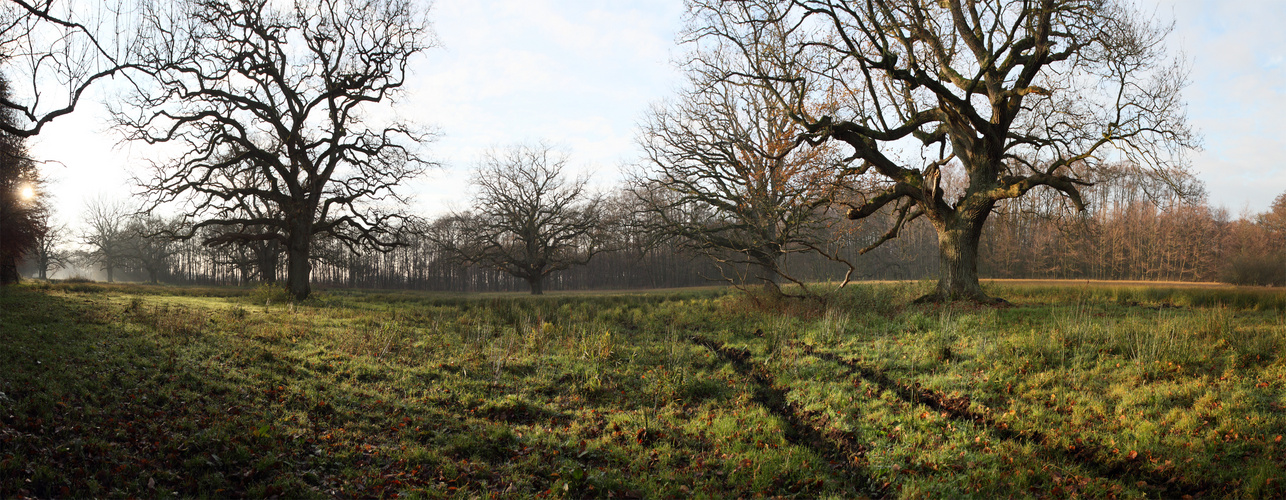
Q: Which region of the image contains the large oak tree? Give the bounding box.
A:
[116,0,435,300]
[688,0,1197,302]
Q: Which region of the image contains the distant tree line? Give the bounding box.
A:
[0,0,1244,299]
[23,158,1286,290]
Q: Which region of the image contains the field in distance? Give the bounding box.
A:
[1,280,1283,498]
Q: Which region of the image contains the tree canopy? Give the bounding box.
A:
[116,0,436,300]
[635,46,856,296]
[686,0,1197,302]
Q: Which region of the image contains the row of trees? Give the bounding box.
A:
[26,151,1286,292]
[862,164,1278,286]
[25,199,182,283]
[0,0,1209,303]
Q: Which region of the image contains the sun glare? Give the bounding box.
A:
[18,184,35,201]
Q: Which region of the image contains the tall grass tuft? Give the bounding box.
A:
[810,308,849,345]
[250,283,293,307]
[762,314,795,361]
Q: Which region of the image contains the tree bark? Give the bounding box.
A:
[752,255,783,296]
[527,276,544,295]
[259,240,279,283]
[0,255,18,285]
[925,208,996,303]
[286,220,312,301]
[264,239,277,282]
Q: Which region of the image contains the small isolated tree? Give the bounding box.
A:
[688,0,1197,302]
[634,37,855,297]
[438,144,609,295]
[80,197,130,282]
[116,0,435,300]
[31,220,70,279]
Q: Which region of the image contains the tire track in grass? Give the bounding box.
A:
[793,341,1215,497]
[688,335,883,498]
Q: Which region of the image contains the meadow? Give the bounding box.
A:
[1,280,1283,498]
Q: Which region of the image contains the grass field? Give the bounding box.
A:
[1,280,1284,498]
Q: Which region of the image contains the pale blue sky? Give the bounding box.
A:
[28,0,1286,226]
[1162,0,1286,214]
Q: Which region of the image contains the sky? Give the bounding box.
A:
[26,0,1286,227]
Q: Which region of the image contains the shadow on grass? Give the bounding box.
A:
[793,341,1216,497]
[688,334,882,497]
[0,287,483,498]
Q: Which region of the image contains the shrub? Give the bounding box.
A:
[1223,253,1286,286]
[250,283,293,305]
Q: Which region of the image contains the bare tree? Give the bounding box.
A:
[79,197,129,282]
[205,230,281,285]
[197,171,284,284]
[437,144,609,295]
[634,44,856,297]
[0,0,139,137]
[114,0,436,300]
[121,214,182,283]
[688,0,1197,302]
[30,219,70,279]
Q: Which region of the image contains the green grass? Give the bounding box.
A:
[1,280,1283,498]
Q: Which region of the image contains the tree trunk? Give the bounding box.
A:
[105,265,115,283]
[527,276,544,295]
[285,222,312,301]
[258,240,280,283]
[0,255,18,285]
[752,255,782,296]
[926,209,995,303]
